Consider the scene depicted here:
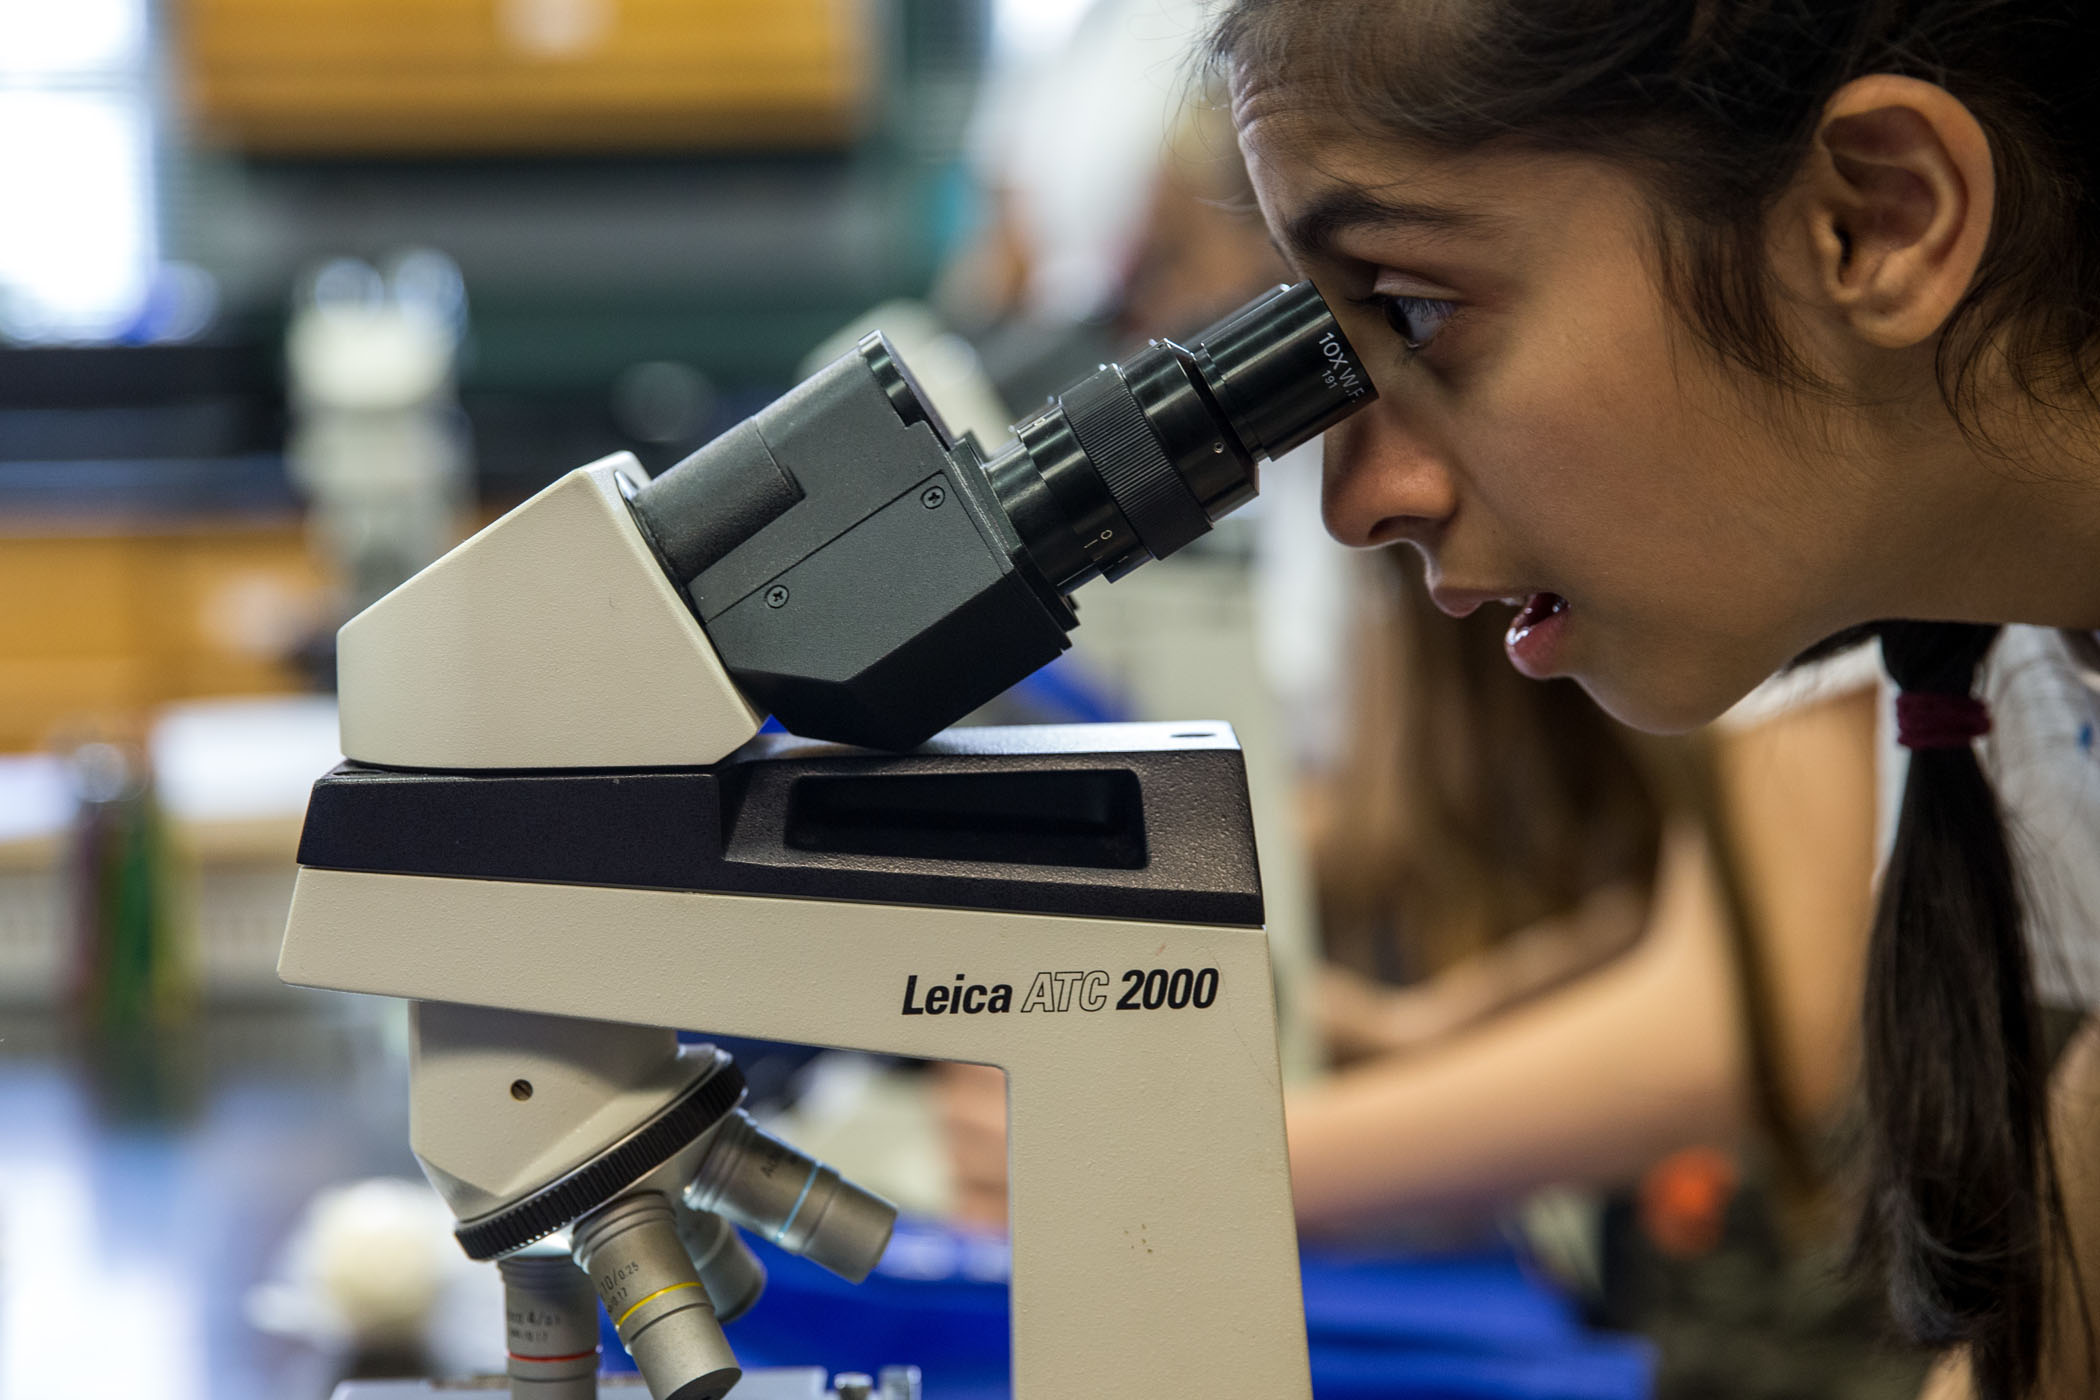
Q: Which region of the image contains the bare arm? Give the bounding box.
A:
[1315,880,1649,1062]
[1916,1356,1969,1400]
[2042,1017,2100,1395]
[1289,688,1880,1233]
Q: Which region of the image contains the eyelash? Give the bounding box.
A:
[1351,292,1458,354]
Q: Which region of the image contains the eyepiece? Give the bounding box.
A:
[979,280,1374,590]
[1189,281,1374,459]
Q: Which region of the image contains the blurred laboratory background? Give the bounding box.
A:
[0,3,1911,1400]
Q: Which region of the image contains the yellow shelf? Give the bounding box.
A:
[179,0,872,154]
[0,523,332,754]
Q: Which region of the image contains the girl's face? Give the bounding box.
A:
[1240,109,1895,732]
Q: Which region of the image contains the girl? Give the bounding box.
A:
[1211,4,2100,1399]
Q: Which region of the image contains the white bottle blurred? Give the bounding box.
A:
[287,250,471,615]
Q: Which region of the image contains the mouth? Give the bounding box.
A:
[1503,591,1571,678]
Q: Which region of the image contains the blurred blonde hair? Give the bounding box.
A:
[1311,551,1818,1195]
[1311,550,1663,980]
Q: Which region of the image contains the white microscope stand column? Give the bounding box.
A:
[281,870,1312,1400]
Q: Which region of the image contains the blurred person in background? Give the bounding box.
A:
[941,0,1209,334]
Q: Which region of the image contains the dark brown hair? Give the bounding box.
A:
[1210,1,2100,421]
[1211,4,2100,1395]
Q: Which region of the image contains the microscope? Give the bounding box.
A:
[277,282,1375,1400]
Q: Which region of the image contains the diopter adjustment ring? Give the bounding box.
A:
[1059,369,1211,563]
[454,1048,747,1261]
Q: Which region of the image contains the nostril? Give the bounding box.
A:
[1367,515,1436,549]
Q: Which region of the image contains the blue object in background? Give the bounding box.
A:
[1005,652,1128,726]
[604,1219,1652,1400]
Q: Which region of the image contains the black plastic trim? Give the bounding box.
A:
[297,723,1264,927]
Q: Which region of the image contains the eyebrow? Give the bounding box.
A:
[1281,188,1491,262]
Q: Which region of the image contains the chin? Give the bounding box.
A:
[1570,652,1771,735]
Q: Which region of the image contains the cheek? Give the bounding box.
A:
[1447,280,1822,716]
[1517,261,1821,584]
[1450,295,1708,587]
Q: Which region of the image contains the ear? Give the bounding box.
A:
[1777,75,1995,350]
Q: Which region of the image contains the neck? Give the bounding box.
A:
[1866,390,2100,633]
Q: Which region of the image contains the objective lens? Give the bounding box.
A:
[976,280,1373,589]
[682,1109,897,1284]
[497,1243,600,1400]
[571,1192,741,1400]
[673,1203,766,1323]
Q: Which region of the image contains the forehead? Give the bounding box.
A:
[1234,97,1641,262]
[1231,79,1443,184]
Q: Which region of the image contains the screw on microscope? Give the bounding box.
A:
[919,485,945,509]
[764,585,789,608]
[833,1374,875,1400]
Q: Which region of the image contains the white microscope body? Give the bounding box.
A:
[279,282,1377,1400]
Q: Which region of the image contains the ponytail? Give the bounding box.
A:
[1857,621,2070,1400]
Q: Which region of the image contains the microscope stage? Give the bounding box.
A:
[331,1369,916,1400]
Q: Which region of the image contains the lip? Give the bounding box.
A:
[1504,592,1572,678]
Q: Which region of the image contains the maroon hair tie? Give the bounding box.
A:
[1895,690,1992,750]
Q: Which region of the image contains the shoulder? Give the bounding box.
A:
[1977,627,2100,1008]
[1982,626,2099,752]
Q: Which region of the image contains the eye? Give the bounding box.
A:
[1355,292,1458,354]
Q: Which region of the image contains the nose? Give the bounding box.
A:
[1320,398,1459,549]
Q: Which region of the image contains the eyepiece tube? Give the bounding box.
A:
[1191,281,1373,459]
[683,1109,897,1284]
[980,279,1373,590]
[611,278,1375,753]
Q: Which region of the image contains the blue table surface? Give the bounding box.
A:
[607,1220,1655,1400]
